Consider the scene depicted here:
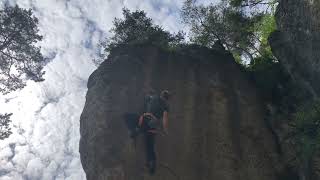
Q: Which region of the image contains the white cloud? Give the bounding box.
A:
[25,158,44,179]
[0,0,188,179]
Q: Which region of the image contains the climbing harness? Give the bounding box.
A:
[139,112,159,134]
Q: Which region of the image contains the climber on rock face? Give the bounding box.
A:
[138,90,170,175]
[124,90,170,175]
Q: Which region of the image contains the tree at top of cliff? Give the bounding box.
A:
[182,0,258,63]
[181,0,289,105]
[104,8,184,55]
[181,0,277,64]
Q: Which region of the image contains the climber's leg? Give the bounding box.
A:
[145,132,156,175]
[124,113,140,138]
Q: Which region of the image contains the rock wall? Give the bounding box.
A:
[79,44,283,180]
[269,0,320,178]
[269,0,320,99]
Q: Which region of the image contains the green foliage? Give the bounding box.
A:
[254,14,276,58]
[233,53,242,64]
[256,13,276,45]
[182,0,262,62]
[182,0,283,105]
[0,5,45,140]
[291,101,320,162]
[182,0,279,65]
[0,113,12,140]
[0,5,45,94]
[246,54,292,105]
[182,0,287,117]
[104,8,184,54]
[246,14,280,101]
[184,1,277,64]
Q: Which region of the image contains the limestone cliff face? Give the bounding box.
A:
[79,45,283,180]
[269,0,320,99]
[269,0,320,178]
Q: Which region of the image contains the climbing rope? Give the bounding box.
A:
[159,162,180,180]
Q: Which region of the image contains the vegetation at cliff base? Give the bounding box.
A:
[291,101,320,166]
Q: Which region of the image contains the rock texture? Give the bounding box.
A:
[79,44,285,180]
[269,0,320,178]
[269,0,320,99]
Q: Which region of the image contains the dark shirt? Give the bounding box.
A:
[144,95,169,119]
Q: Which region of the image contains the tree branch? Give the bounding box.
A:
[240,0,277,8]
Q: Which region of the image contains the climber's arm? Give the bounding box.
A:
[163,111,169,133]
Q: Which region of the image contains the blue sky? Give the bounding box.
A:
[0,0,217,179]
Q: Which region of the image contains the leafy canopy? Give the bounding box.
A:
[0,5,45,94]
[0,5,45,140]
[182,0,285,107]
[0,113,12,140]
[181,0,277,64]
[104,8,184,54]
